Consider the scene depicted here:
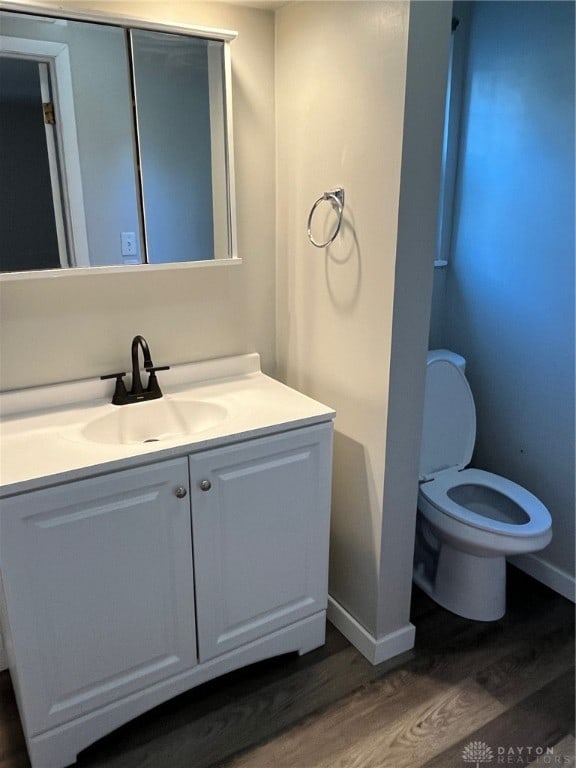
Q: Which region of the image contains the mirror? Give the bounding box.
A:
[0,6,237,274]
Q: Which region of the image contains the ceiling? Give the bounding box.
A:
[219,0,292,10]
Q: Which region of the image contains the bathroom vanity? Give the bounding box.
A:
[0,354,334,768]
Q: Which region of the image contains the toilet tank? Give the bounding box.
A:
[427,349,466,373]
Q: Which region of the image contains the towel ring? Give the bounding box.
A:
[307,188,345,248]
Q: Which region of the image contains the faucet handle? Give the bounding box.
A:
[144,366,170,399]
[100,372,129,406]
[100,371,127,381]
[144,364,170,373]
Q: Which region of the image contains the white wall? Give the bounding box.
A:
[377,1,453,638]
[434,2,575,598]
[276,1,451,661]
[0,0,276,391]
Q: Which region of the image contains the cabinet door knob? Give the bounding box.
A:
[174,486,188,499]
[199,479,212,492]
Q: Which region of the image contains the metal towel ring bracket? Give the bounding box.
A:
[307,188,345,248]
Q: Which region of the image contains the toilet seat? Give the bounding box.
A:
[419,467,551,537]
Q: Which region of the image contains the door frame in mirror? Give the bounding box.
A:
[0,33,91,267]
[0,0,239,281]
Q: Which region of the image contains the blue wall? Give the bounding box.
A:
[433,1,575,591]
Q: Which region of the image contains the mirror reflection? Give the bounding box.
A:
[0,10,236,273]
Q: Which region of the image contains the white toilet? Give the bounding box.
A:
[413,349,552,621]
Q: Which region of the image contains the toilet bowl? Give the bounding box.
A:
[413,350,552,621]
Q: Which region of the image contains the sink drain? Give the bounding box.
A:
[143,438,160,443]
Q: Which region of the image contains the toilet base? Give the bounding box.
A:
[413,542,506,621]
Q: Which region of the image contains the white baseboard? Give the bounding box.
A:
[0,635,6,672]
[327,595,415,666]
[0,573,8,672]
[509,554,575,603]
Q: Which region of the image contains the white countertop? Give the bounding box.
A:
[0,354,334,497]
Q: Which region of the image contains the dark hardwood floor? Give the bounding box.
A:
[1,567,574,768]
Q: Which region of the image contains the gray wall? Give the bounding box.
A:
[72,21,141,266]
[131,31,214,263]
[430,1,575,597]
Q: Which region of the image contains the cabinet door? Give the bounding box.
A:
[0,459,197,736]
[190,424,332,661]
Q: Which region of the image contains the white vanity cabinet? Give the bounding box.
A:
[0,459,198,738]
[190,425,332,661]
[0,420,333,768]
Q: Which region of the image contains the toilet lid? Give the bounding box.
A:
[419,359,476,480]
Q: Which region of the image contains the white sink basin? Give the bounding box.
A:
[0,354,336,493]
[81,398,228,445]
